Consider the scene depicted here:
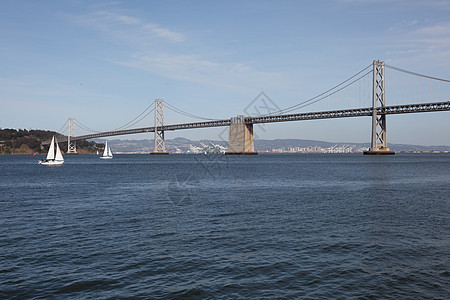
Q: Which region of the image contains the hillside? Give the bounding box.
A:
[0,128,103,154]
[2,128,448,155]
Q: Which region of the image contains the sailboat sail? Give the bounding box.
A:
[46,136,55,160]
[55,138,64,162]
[107,147,112,157]
[103,141,109,157]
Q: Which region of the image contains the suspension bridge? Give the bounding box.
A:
[45,60,450,155]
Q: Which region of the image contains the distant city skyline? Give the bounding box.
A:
[1,0,449,146]
[102,137,450,154]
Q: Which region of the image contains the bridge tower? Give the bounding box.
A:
[67,117,77,154]
[151,99,168,154]
[364,60,395,155]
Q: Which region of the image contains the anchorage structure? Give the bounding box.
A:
[364,60,395,155]
[67,117,77,153]
[151,99,168,154]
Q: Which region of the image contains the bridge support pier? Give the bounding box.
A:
[364,60,395,155]
[67,117,77,154]
[226,116,257,155]
[151,99,169,155]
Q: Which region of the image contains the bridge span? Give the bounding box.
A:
[46,60,450,155]
[48,101,450,150]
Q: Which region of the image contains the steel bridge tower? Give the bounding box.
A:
[67,117,77,154]
[364,60,395,155]
[151,99,168,154]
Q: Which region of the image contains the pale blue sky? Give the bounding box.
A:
[1,0,449,145]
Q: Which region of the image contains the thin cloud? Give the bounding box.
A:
[385,21,450,68]
[143,24,184,43]
[72,10,184,43]
[337,0,450,7]
[417,23,450,36]
[389,20,419,31]
[110,13,140,25]
[70,9,281,92]
[115,53,281,93]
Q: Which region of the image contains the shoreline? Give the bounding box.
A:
[2,151,449,155]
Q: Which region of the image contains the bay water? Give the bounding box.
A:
[1,154,449,299]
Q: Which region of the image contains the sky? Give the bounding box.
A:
[1,0,449,145]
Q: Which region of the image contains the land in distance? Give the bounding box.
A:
[1,128,448,155]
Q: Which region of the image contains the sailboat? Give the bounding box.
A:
[100,141,113,159]
[38,136,64,166]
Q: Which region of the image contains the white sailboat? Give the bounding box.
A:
[100,141,113,159]
[38,136,64,166]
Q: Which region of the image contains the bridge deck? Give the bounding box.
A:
[44,101,450,144]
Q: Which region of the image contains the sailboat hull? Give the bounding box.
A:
[38,160,64,166]
[99,156,113,159]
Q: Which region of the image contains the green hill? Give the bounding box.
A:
[0,128,103,154]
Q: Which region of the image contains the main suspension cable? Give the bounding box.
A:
[165,102,221,120]
[117,107,155,130]
[260,64,373,116]
[113,101,155,131]
[386,64,450,83]
[75,120,102,133]
[281,70,373,114]
[56,120,68,134]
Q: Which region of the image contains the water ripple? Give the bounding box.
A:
[0,154,449,298]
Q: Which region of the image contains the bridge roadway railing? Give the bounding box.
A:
[44,100,449,145]
[247,101,450,124]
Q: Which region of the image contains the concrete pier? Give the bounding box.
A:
[363,147,395,155]
[226,116,257,155]
[150,151,169,155]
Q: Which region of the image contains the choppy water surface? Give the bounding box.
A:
[1,154,449,299]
